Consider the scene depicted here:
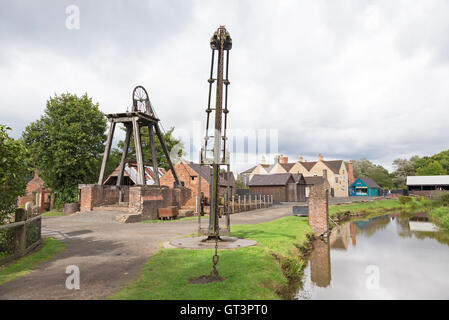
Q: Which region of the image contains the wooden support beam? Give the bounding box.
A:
[98,121,116,185]
[132,117,146,185]
[154,123,180,186]
[148,124,160,186]
[116,125,132,186]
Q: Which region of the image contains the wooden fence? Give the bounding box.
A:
[0,208,42,266]
[197,194,274,215]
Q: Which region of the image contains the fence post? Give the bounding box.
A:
[238,195,241,213]
[232,196,235,214]
[15,208,27,252]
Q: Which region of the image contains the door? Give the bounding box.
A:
[287,183,297,202]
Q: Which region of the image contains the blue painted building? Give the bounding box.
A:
[349,177,382,197]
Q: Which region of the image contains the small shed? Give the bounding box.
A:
[350,177,381,196]
[249,173,306,202]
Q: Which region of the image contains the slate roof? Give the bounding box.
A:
[280,163,296,172]
[186,162,235,187]
[304,176,325,186]
[249,173,295,186]
[357,177,381,189]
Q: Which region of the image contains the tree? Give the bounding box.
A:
[391,156,420,188]
[351,158,394,189]
[416,160,446,176]
[22,93,107,205]
[115,126,184,171]
[0,125,29,223]
[414,150,449,175]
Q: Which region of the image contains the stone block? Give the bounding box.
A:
[116,213,142,223]
[179,209,194,217]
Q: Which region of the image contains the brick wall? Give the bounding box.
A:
[17,169,45,207]
[79,184,129,211]
[160,162,210,206]
[308,173,330,236]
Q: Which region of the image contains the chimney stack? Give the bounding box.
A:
[261,155,266,164]
[318,153,324,161]
[348,160,355,185]
[281,156,288,164]
[298,155,304,162]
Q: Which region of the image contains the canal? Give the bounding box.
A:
[296,212,449,299]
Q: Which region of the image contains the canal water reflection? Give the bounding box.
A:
[296,212,449,299]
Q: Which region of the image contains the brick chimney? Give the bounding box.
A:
[261,156,266,164]
[348,160,355,185]
[298,155,303,162]
[281,156,288,164]
[318,153,324,161]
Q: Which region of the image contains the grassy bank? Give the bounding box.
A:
[329,197,436,222]
[110,216,313,300]
[0,237,65,286]
[430,207,449,230]
[42,210,65,217]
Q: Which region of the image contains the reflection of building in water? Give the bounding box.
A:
[310,239,331,288]
[329,223,350,250]
[350,222,357,246]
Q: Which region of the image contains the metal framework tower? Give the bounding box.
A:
[198,26,232,239]
[98,86,180,192]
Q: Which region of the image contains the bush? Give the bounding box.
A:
[436,193,449,207]
[430,207,449,230]
[398,196,413,204]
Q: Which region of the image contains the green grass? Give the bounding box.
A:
[0,237,65,286]
[110,216,312,300]
[429,206,449,230]
[329,199,403,218]
[42,210,65,217]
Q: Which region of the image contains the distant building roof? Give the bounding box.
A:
[105,163,166,185]
[280,163,296,172]
[249,173,295,186]
[353,177,381,189]
[407,175,449,186]
[186,162,235,187]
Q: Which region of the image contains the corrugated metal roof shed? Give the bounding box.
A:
[407,175,449,186]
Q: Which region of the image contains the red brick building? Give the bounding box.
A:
[17,169,52,211]
[160,160,236,206]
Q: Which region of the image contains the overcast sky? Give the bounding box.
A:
[1,0,449,173]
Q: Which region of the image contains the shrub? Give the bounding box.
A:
[436,193,449,207]
[398,196,412,204]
